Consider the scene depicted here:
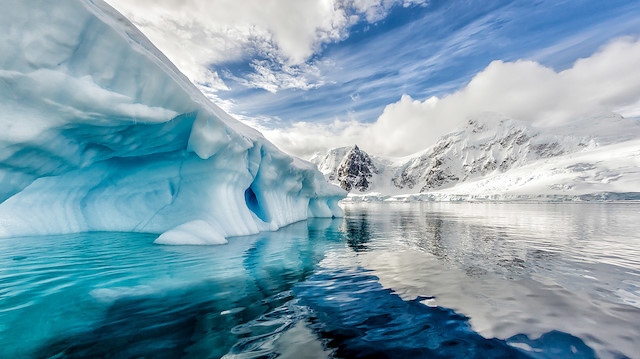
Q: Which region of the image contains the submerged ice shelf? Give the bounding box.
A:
[0,0,344,243]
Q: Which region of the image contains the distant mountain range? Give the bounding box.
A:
[310,113,640,201]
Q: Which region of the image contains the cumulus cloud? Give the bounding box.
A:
[105,0,422,93]
[257,37,640,158]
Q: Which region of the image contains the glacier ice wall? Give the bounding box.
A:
[0,0,344,243]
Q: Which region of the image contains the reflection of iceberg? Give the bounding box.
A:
[0,0,344,243]
[20,221,340,358]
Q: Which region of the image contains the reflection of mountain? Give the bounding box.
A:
[344,202,640,358]
[382,202,639,280]
[312,114,640,200]
[343,212,372,252]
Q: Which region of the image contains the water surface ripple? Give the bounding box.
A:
[0,203,638,358]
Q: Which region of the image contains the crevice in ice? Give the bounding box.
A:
[245,185,269,223]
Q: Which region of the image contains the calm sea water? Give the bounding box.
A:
[1,202,639,358]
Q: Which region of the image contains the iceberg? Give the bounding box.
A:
[0,0,344,243]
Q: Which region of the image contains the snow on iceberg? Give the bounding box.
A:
[0,0,344,243]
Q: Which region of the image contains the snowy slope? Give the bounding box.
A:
[311,113,640,201]
[419,138,640,201]
[0,0,344,244]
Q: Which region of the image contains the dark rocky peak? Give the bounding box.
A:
[336,145,378,192]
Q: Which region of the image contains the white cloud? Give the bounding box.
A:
[256,118,368,157]
[258,37,640,158]
[243,59,325,93]
[105,0,421,92]
[349,0,428,22]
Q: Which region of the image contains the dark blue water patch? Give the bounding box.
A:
[507,332,598,359]
[294,268,597,359]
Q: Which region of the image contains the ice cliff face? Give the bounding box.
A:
[312,113,640,200]
[0,0,344,244]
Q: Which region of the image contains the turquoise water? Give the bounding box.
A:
[1,203,639,358]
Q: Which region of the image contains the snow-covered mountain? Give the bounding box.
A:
[311,113,640,201]
[0,0,344,244]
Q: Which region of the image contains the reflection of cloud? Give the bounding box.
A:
[340,202,640,358]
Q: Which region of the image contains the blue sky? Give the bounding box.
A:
[108,0,640,156]
[212,0,640,127]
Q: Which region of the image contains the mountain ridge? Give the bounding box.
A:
[311,113,640,201]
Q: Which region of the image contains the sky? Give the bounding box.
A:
[106,0,640,158]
